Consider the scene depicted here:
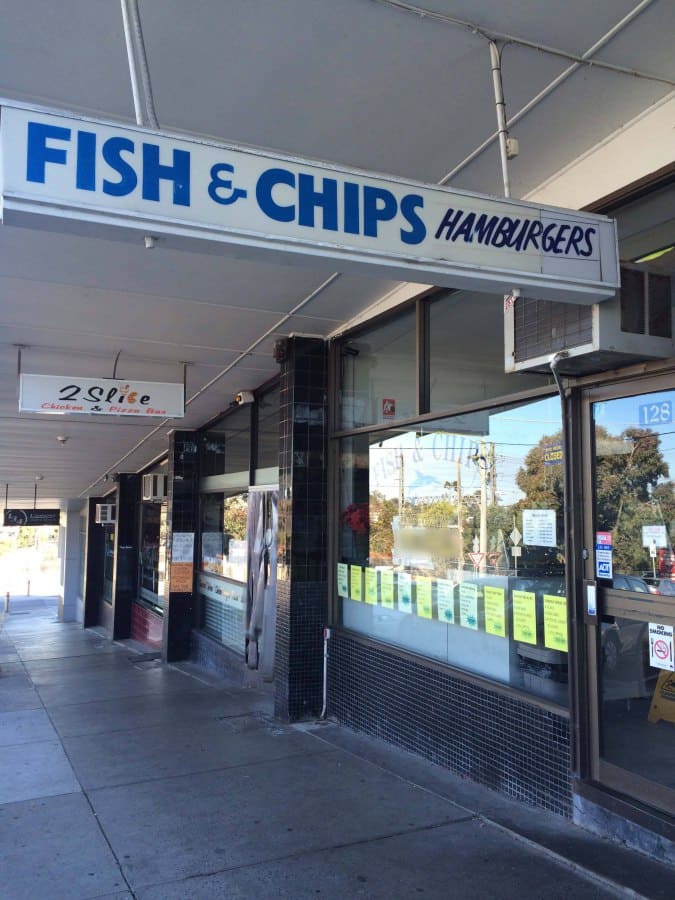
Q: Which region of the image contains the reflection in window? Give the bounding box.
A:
[256,384,280,472]
[594,389,675,587]
[340,309,417,429]
[200,406,251,477]
[429,292,547,411]
[338,395,568,704]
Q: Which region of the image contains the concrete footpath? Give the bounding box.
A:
[0,596,673,900]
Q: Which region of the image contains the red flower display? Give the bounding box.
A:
[341,502,369,535]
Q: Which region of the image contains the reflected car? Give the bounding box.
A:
[601,574,652,680]
[647,578,675,596]
[610,574,651,593]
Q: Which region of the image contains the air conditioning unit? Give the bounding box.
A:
[505,267,674,376]
[95,503,116,525]
[142,473,168,501]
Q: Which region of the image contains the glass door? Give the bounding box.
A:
[584,377,675,815]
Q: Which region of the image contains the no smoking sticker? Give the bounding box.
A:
[649,623,674,671]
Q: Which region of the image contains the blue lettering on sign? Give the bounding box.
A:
[597,560,611,578]
[255,166,426,242]
[434,205,596,258]
[32,119,611,257]
[26,122,191,206]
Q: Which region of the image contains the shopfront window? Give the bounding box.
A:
[255,384,280,483]
[103,526,115,604]
[138,501,167,612]
[337,395,568,703]
[200,406,251,478]
[198,491,248,653]
[429,292,546,411]
[340,309,417,429]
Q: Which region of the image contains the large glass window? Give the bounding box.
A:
[103,526,115,604]
[198,492,248,653]
[429,292,547,411]
[340,309,417,429]
[138,501,167,612]
[255,384,280,481]
[337,395,568,703]
[200,406,251,478]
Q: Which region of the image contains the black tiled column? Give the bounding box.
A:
[163,431,199,662]
[83,496,104,629]
[112,474,140,640]
[274,337,329,721]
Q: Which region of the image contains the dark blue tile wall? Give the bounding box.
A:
[275,337,329,720]
[328,632,572,816]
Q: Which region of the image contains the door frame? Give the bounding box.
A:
[580,371,675,817]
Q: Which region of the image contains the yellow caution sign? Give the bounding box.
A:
[648,670,675,725]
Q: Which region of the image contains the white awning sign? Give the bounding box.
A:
[0,104,619,303]
[19,373,185,418]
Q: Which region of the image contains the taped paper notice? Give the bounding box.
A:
[416,576,433,619]
[484,586,506,637]
[543,594,568,652]
[513,590,537,644]
[349,565,363,602]
[337,563,349,598]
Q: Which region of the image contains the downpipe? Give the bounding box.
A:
[320,627,331,719]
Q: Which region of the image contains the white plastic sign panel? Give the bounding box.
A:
[649,623,674,671]
[595,531,613,579]
[0,104,619,303]
[522,509,557,547]
[19,373,184,417]
[642,525,668,549]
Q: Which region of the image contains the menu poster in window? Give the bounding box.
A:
[436,579,455,623]
[522,509,556,547]
[397,572,413,613]
[543,594,568,652]
[380,570,395,608]
[484,585,506,637]
[365,568,378,604]
[337,562,349,598]
[513,590,537,644]
[459,582,478,630]
[416,576,433,619]
[202,532,223,561]
[172,532,195,563]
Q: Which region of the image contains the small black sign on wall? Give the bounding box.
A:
[3,509,61,526]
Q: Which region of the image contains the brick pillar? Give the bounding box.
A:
[163,431,199,662]
[274,337,329,721]
[112,474,140,640]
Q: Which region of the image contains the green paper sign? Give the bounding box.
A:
[512,590,537,644]
[365,568,378,605]
[380,570,395,608]
[397,572,413,613]
[484,585,506,637]
[350,565,363,602]
[337,562,349,598]
[416,576,433,619]
[436,579,455,623]
[543,594,568,652]
[459,582,478,630]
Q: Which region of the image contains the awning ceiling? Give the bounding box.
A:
[0,0,673,506]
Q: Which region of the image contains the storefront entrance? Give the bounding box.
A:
[583,375,675,816]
